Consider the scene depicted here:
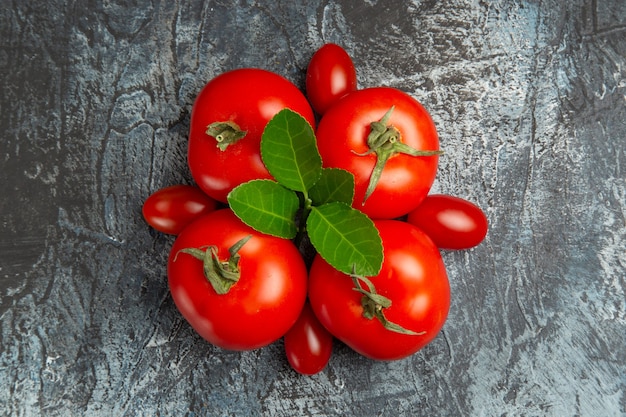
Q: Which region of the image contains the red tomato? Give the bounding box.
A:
[407,194,488,249]
[306,43,357,115]
[188,68,316,203]
[168,209,308,350]
[315,87,440,219]
[284,302,333,375]
[308,220,450,361]
[142,185,218,235]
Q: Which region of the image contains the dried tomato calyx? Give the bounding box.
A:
[355,106,442,204]
[350,267,424,336]
[176,235,252,295]
[206,121,247,151]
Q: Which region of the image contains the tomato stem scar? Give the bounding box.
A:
[206,121,247,151]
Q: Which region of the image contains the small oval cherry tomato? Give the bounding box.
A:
[188,68,316,203]
[142,185,218,235]
[407,194,488,249]
[284,302,333,375]
[168,209,308,351]
[308,220,450,361]
[306,43,357,115]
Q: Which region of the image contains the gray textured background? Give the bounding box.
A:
[1,1,625,416]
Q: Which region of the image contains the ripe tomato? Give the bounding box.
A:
[315,87,440,219]
[306,43,357,115]
[284,302,333,375]
[308,219,450,361]
[142,185,218,235]
[167,209,308,350]
[407,194,488,249]
[188,68,316,203]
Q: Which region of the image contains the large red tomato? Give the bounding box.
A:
[188,68,316,203]
[308,219,450,360]
[315,87,440,219]
[167,209,308,350]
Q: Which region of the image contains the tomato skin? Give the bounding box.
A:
[315,87,439,219]
[142,185,218,235]
[308,220,450,361]
[407,194,488,249]
[284,302,334,375]
[188,68,316,203]
[306,43,357,115]
[167,209,308,351]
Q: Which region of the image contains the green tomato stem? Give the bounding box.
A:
[176,235,252,295]
[350,268,424,336]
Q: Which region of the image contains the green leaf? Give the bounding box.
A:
[261,108,322,192]
[227,179,299,239]
[307,202,383,276]
[308,168,355,206]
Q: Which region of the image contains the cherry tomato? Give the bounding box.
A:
[168,209,308,350]
[407,194,488,249]
[188,68,316,203]
[315,87,440,219]
[306,43,357,115]
[284,302,333,375]
[142,185,218,235]
[308,220,450,361]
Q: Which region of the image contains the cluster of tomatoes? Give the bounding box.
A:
[142,44,488,375]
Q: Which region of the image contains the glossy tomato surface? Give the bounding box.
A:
[142,185,218,235]
[407,194,488,249]
[315,87,439,219]
[308,220,450,360]
[188,68,315,203]
[306,43,357,115]
[284,302,333,375]
[168,209,308,350]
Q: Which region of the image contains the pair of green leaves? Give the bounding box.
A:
[227,109,383,277]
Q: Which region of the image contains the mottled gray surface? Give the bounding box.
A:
[1,1,625,416]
